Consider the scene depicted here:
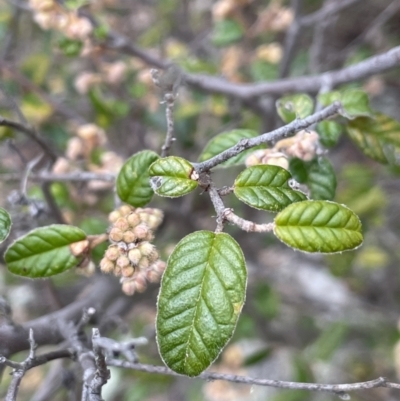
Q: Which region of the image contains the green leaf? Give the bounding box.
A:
[317,120,342,148]
[234,165,307,212]
[198,129,261,168]
[117,150,159,207]
[5,225,87,278]
[211,19,243,47]
[317,91,341,107]
[289,157,336,200]
[346,113,400,165]
[149,156,198,197]
[274,200,363,253]
[157,231,247,376]
[0,208,11,243]
[276,94,314,123]
[341,89,373,119]
[57,38,83,57]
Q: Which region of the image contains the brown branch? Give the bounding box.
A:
[107,359,400,396]
[1,171,116,183]
[0,116,58,163]
[195,102,341,172]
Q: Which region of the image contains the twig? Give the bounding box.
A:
[161,93,176,157]
[194,102,341,172]
[279,0,303,78]
[1,171,116,183]
[1,330,73,401]
[0,116,58,162]
[90,328,110,399]
[207,183,226,233]
[107,359,400,396]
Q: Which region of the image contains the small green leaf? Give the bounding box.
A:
[276,94,314,123]
[0,208,11,243]
[346,113,400,165]
[317,91,341,107]
[289,157,336,200]
[149,156,198,197]
[234,165,307,212]
[57,37,83,57]
[211,19,243,47]
[341,89,373,119]
[5,225,87,278]
[157,231,247,377]
[117,150,159,207]
[317,120,342,148]
[274,200,363,253]
[198,129,262,168]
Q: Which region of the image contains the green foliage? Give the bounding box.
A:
[234,165,307,212]
[117,150,159,207]
[0,207,11,243]
[346,113,400,165]
[5,225,87,278]
[156,231,247,376]
[58,38,83,57]
[290,157,337,200]
[149,157,198,197]
[276,94,314,123]
[198,129,262,167]
[341,89,373,119]
[274,200,363,253]
[317,120,342,148]
[211,19,244,47]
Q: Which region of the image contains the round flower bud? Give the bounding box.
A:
[114,217,130,232]
[134,274,147,293]
[153,260,167,274]
[128,248,142,265]
[121,279,136,296]
[138,256,150,270]
[138,212,150,224]
[108,210,121,223]
[127,212,141,228]
[116,255,130,269]
[123,230,137,244]
[146,269,161,283]
[100,258,115,273]
[133,224,151,241]
[138,242,155,257]
[109,227,123,242]
[119,205,134,216]
[105,245,120,261]
[70,239,89,257]
[147,215,161,230]
[114,265,122,276]
[122,265,135,277]
[148,249,159,263]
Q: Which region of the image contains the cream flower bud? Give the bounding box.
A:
[109,227,124,242]
[108,210,121,224]
[100,258,115,273]
[127,213,141,227]
[128,248,142,265]
[116,255,130,269]
[123,230,137,244]
[105,245,120,261]
[119,205,134,216]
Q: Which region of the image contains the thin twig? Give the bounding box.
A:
[1,171,116,183]
[0,116,58,162]
[107,359,400,396]
[161,93,176,157]
[194,102,341,172]
[90,328,110,399]
[224,209,275,233]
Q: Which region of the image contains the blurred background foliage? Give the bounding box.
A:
[1,0,400,400]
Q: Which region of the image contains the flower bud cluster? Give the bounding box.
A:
[29,0,93,40]
[100,205,165,295]
[245,130,320,169]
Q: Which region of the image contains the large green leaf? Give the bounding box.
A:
[149,156,198,197]
[5,225,87,278]
[289,157,336,200]
[341,89,373,119]
[117,150,159,206]
[276,94,314,123]
[274,200,363,253]
[0,208,11,243]
[198,129,261,168]
[157,231,247,377]
[234,165,307,212]
[317,120,342,148]
[346,113,400,165]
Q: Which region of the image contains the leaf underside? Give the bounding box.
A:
[157,231,247,377]
[5,225,87,278]
[0,207,12,243]
[234,165,307,212]
[274,200,363,253]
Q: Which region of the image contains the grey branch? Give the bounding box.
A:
[107,359,400,396]
[194,102,341,172]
